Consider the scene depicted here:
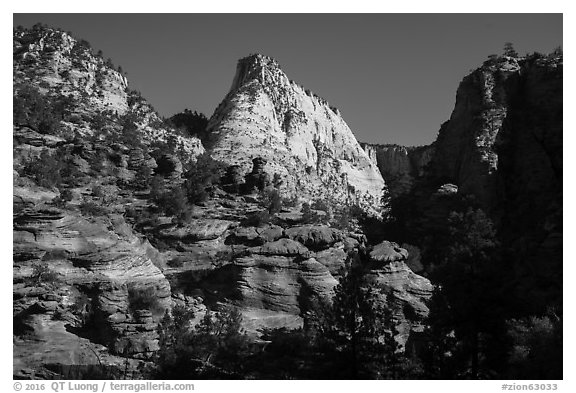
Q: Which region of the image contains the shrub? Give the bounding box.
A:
[23,149,64,188]
[272,173,283,188]
[300,202,318,224]
[79,201,108,216]
[154,305,253,379]
[333,204,364,230]
[311,199,329,212]
[214,250,234,266]
[263,189,282,214]
[14,84,59,133]
[243,211,272,227]
[221,165,244,194]
[149,176,190,218]
[127,285,161,315]
[183,154,225,204]
[282,195,298,207]
[69,292,93,326]
[503,42,518,57]
[30,263,60,285]
[162,187,189,217]
[167,257,186,268]
[118,111,143,148]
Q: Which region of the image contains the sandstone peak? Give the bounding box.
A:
[208,54,388,216]
[230,53,286,92]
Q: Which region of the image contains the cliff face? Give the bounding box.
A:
[206,54,387,216]
[427,57,523,207]
[492,55,563,310]
[429,53,562,236]
[361,143,434,197]
[426,54,561,208]
[389,53,562,312]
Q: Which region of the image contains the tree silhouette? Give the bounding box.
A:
[503,42,519,58]
[425,208,508,378]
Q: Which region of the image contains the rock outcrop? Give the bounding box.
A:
[364,241,433,347]
[206,54,387,216]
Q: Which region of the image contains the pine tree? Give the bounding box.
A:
[425,208,507,378]
[320,254,402,378]
[503,42,519,58]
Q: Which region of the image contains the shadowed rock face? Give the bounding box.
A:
[426,55,562,211]
[425,55,562,306]
[206,54,388,216]
[361,143,435,197]
[376,54,562,313]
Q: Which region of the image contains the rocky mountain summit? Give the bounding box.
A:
[207,54,387,216]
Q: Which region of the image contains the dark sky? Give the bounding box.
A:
[13,14,562,146]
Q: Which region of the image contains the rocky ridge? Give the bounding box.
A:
[13,25,204,157]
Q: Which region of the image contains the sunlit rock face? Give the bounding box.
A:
[206,54,388,216]
[13,25,204,157]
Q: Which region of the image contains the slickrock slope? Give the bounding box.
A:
[206,54,387,216]
[361,143,434,197]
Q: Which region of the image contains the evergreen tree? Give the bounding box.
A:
[154,305,252,379]
[424,208,508,378]
[168,109,209,140]
[307,254,403,379]
[503,42,519,58]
